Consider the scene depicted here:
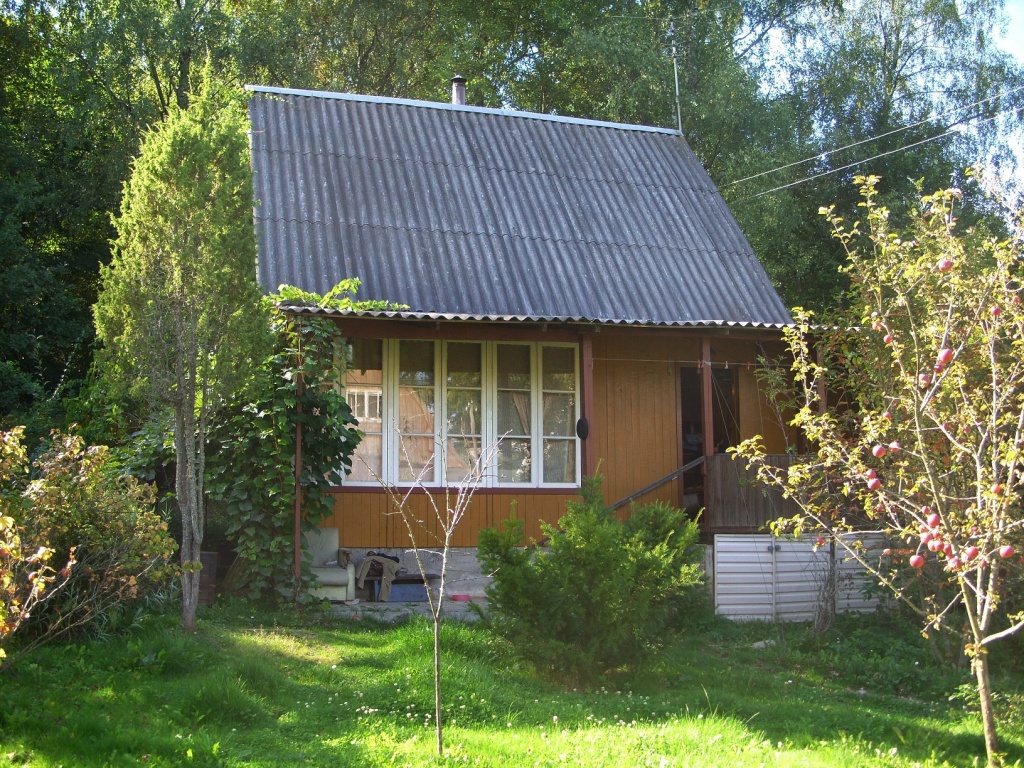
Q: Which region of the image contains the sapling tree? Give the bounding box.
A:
[373,440,499,758]
[94,70,267,633]
[735,175,1023,767]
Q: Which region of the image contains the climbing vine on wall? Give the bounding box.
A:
[206,280,398,599]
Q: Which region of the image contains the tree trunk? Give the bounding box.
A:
[175,397,203,634]
[434,616,443,756]
[974,646,1001,767]
[181,535,201,633]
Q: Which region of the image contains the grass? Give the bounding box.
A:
[0,602,1022,767]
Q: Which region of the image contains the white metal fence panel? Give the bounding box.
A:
[714,534,883,622]
[712,534,777,620]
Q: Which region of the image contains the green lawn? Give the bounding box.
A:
[0,603,1021,767]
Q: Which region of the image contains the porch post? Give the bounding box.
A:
[701,335,714,533]
[580,333,596,477]
[294,370,304,597]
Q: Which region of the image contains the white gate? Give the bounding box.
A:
[712,534,885,621]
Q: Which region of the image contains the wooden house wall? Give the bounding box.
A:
[326,490,576,548]
[322,324,791,547]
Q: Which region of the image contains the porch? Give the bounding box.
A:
[609,453,800,539]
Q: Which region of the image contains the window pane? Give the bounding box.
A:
[543,439,576,483]
[447,390,482,435]
[542,346,575,391]
[446,437,482,483]
[398,437,435,482]
[399,387,434,434]
[543,392,576,436]
[349,338,383,378]
[344,339,383,483]
[447,343,482,387]
[498,439,532,483]
[497,344,531,389]
[348,434,382,483]
[399,340,435,386]
[497,390,531,436]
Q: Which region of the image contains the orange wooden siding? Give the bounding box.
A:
[325,491,576,548]
[591,333,694,508]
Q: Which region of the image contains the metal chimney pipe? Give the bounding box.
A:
[451,75,466,106]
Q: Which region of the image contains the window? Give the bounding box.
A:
[343,340,580,487]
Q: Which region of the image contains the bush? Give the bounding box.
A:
[1,429,65,668]
[1,428,177,661]
[477,476,706,684]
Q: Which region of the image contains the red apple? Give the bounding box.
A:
[815,536,826,547]
[872,444,887,458]
[964,545,979,561]
[920,532,933,544]
[926,512,941,528]
[910,554,926,568]
[882,411,892,420]
[919,373,932,387]
[865,468,877,479]
[889,441,900,452]
[991,483,1003,495]
[884,333,894,344]
[942,542,953,556]
[937,348,954,366]
[946,557,962,570]
[871,320,883,331]
[1000,545,1015,559]
[991,305,1002,317]
[1013,294,1021,305]
[882,548,892,556]
[867,477,882,491]
[928,538,943,553]
[937,258,954,272]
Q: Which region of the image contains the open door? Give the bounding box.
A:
[678,366,739,513]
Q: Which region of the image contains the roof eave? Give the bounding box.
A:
[275,305,794,331]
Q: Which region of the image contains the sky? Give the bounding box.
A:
[999,0,1024,63]
[996,0,1024,188]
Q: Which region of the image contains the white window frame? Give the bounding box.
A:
[342,339,580,488]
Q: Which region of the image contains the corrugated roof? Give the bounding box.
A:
[247,85,792,328]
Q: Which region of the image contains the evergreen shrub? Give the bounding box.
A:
[477,475,706,684]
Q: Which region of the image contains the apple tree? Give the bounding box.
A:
[734,175,1023,767]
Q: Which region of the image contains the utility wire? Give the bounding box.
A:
[728,84,1024,188]
[737,111,1008,201]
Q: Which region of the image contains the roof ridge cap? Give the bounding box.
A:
[246,84,679,136]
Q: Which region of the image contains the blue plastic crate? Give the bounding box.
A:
[372,579,429,602]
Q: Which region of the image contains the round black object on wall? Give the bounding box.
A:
[576,417,589,440]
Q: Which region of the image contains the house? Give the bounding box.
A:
[246,82,799,556]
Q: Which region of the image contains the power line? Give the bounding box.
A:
[728,84,1024,188]
[737,111,1008,201]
